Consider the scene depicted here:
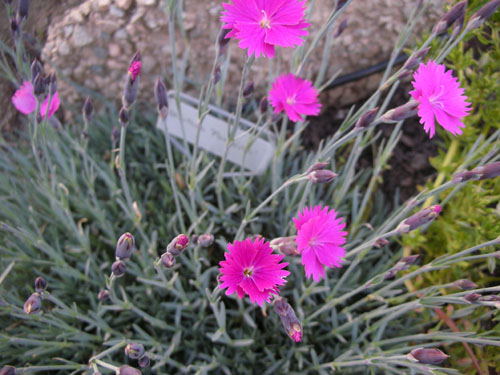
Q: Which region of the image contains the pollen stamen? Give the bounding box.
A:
[260,10,271,29]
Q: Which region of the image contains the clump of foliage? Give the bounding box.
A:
[0,1,499,375]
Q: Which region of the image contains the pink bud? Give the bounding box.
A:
[270,236,299,256]
[409,348,449,365]
[307,169,338,184]
[24,293,42,315]
[397,205,442,233]
[115,232,136,260]
[380,101,419,123]
[463,293,481,303]
[167,234,189,256]
[128,50,142,82]
[452,279,478,290]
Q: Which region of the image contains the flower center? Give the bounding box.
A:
[429,85,445,109]
[243,267,254,277]
[259,10,271,29]
[286,95,296,106]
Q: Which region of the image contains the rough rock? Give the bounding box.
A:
[41,0,447,110]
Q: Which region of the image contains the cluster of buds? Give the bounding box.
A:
[160,234,189,268]
[125,343,150,369]
[396,205,442,234]
[408,348,449,365]
[270,236,299,256]
[24,276,47,315]
[111,233,137,278]
[432,0,467,35]
[273,297,303,343]
[453,161,500,183]
[383,255,419,280]
[306,162,338,184]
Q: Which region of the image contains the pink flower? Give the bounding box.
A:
[221,0,309,58]
[293,205,347,282]
[409,61,471,138]
[268,73,321,122]
[219,237,290,306]
[11,81,60,118]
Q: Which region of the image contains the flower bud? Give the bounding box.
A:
[115,232,136,260]
[400,255,420,265]
[383,269,398,280]
[380,101,419,123]
[166,234,189,256]
[306,162,329,174]
[471,161,500,180]
[0,366,16,375]
[10,18,20,39]
[409,348,449,365]
[243,82,254,97]
[334,18,348,38]
[277,303,302,343]
[30,59,42,83]
[355,107,379,129]
[453,170,479,183]
[33,74,46,96]
[397,205,442,233]
[373,238,389,248]
[138,355,150,368]
[259,97,268,113]
[467,0,500,30]
[128,50,141,82]
[98,289,110,301]
[24,293,42,314]
[452,279,478,290]
[34,276,47,292]
[161,252,176,268]
[273,296,291,316]
[154,78,169,120]
[432,0,467,35]
[122,76,140,109]
[217,28,231,55]
[125,343,145,359]
[17,0,29,21]
[48,73,57,95]
[116,365,141,375]
[307,169,338,184]
[463,293,481,303]
[112,260,126,277]
[119,107,129,127]
[270,236,299,256]
[197,233,215,247]
[83,96,94,123]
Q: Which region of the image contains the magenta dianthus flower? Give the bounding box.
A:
[293,205,347,282]
[409,61,471,138]
[221,0,309,58]
[11,81,60,118]
[219,238,290,306]
[268,73,321,122]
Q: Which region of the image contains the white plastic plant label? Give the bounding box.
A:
[156,92,276,175]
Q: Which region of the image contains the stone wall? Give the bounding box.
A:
[41,0,447,110]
